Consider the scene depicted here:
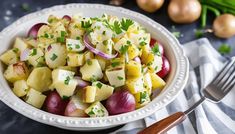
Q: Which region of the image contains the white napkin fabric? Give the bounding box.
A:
[112,38,235,134]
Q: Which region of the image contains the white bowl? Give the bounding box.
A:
[0,4,189,131]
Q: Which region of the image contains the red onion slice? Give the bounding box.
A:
[27,23,47,39]
[74,76,89,88]
[20,48,30,61]
[83,33,118,59]
[62,15,72,21]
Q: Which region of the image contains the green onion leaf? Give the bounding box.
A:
[50,53,58,61]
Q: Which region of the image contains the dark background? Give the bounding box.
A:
[0,0,234,134]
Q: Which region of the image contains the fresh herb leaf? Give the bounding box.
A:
[57,37,65,43]
[81,20,92,29]
[61,31,67,37]
[90,75,97,82]
[50,53,58,61]
[75,44,80,49]
[87,59,92,65]
[96,82,103,88]
[218,44,232,55]
[172,32,181,38]
[139,41,147,46]
[102,31,106,35]
[152,44,161,56]
[62,95,69,100]
[117,76,123,80]
[21,3,30,12]
[139,91,148,104]
[112,21,122,34]
[121,18,134,31]
[111,62,120,67]
[88,108,95,115]
[30,48,37,56]
[64,76,70,85]
[119,45,129,54]
[195,29,204,38]
[12,48,19,53]
[76,36,81,40]
[126,40,131,45]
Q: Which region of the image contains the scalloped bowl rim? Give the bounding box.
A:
[0,4,189,130]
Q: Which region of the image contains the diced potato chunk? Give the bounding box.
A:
[80,59,103,81]
[0,49,19,65]
[125,60,142,79]
[13,80,29,97]
[45,44,67,69]
[92,81,114,101]
[143,72,152,95]
[51,22,67,39]
[25,88,46,109]
[52,69,77,97]
[37,25,55,45]
[13,37,29,52]
[114,37,129,53]
[66,38,85,52]
[27,48,46,67]
[142,52,163,73]
[105,65,125,88]
[85,101,108,117]
[84,51,94,61]
[127,43,140,60]
[95,55,108,71]
[134,90,151,108]
[96,39,113,55]
[68,22,85,39]
[82,86,97,103]
[58,66,77,73]
[27,67,52,92]
[150,73,166,91]
[67,53,84,67]
[125,76,144,94]
[4,62,29,83]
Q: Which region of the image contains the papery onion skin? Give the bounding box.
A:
[213,14,235,38]
[137,0,164,13]
[44,91,69,115]
[168,0,201,23]
[27,23,47,39]
[106,90,136,115]
[83,33,118,59]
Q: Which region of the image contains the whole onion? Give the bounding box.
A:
[168,0,201,23]
[27,23,47,39]
[106,90,136,115]
[157,56,170,78]
[137,0,164,13]
[213,14,235,38]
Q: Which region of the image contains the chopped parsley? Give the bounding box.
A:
[12,48,19,53]
[117,76,123,80]
[139,41,147,46]
[102,31,106,35]
[218,44,232,55]
[90,75,97,82]
[119,45,129,54]
[30,48,37,56]
[88,108,95,115]
[75,44,80,49]
[76,36,81,40]
[64,76,71,85]
[62,95,69,100]
[152,44,161,56]
[111,61,120,67]
[87,59,92,65]
[50,53,58,61]
[61,31,67,37]
[96,82,103,89]
[139,91,148,104]
[112,21,122,34]
[81,20,92,29]
[126,40,131,45]
[57,37,65,43]
[121,18,134,31]
[154,66,158,71]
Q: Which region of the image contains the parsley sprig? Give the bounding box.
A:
[121,19,134,31]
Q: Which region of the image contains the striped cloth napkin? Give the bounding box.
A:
[112,38,235,134]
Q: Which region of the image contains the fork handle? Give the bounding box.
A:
[138,112,186,134]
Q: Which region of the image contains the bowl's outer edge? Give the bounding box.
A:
[0,4,189,130]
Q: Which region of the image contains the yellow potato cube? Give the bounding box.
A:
[92,81,114,101]
[82,86,97,103]
[84,51,94,61]
[95,55,109,71]
[13,37,29,52]
[27,67,52,92]
[127,44,140,60]
[134,90,151,109]
[27,48,46,67]
[150,73,166,91]
[80,59,103,81]
[143,72,152,95]
[67,53,84,67]
[85,101,108,117]
[105,65,125,88]
[4,62,29,83]
[13,80,29,97]
[125,76,144,94]
[125,60,142,79]
[0,49,19,65]
[25,88,46,109]
[58,66,77,73]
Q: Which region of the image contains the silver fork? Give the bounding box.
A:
[138,57,235,134]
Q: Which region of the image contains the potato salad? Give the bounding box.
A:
[0,14,170,117]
